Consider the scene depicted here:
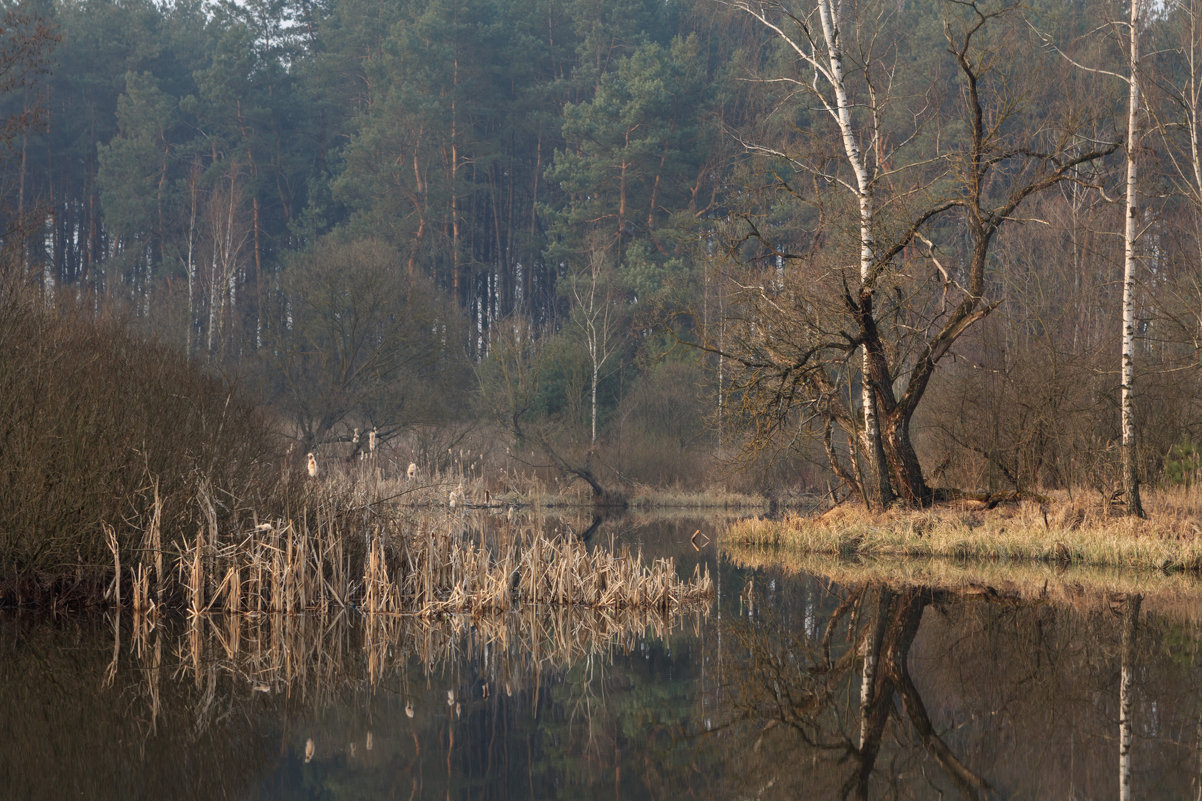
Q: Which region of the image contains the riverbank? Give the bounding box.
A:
[726,488,1202,572]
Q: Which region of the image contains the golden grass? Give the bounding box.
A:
[726,487,1202,572]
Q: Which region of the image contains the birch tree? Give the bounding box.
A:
[1122,0,1146,516]
[727,0,894,507]
[202,164,252,359]
[1038,0,1146,514]
[720,0,1115,507]
[570,246,619,448]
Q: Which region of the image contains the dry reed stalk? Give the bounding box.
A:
[219,564,241,613]
[185,530,205,616]
[104,523,121,608]
[269,532,283,613]
[148,476,163,607]
[131,563,150,615]
[285,524,296,615]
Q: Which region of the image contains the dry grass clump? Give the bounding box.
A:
[626,487,769,510]
[727,488,1202,571]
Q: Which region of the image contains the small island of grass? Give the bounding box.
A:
[729,488,1202,573]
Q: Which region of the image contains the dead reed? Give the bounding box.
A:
[117,490,712,617]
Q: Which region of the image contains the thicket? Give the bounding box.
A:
[0,283,282,603]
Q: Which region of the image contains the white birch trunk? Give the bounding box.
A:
[573,253,615,449]
[184,167,198,356]
[591,360,599,445]
[817,0,893,507]
[1122,0,1144,516]
[207,255,219,356]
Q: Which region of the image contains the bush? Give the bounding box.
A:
[0,286,282,603]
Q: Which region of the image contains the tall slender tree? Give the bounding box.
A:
[1122,0,1146,516]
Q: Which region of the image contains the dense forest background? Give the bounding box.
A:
[6,0,1202,499]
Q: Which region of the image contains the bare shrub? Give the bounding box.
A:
[0,285,281,602]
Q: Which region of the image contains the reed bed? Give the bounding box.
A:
[313,444,550,511]
[110,492,713,617]
[727,488,1202,571]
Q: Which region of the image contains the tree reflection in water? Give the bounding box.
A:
[719,585,988,799]
[714,575,1179,800]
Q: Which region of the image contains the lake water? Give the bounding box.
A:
[4,514,1202,799]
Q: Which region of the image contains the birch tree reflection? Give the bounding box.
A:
[1119,594,1142,801]
[722,584,992,800]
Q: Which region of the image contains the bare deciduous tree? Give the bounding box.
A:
[717,0,1115,507]
[570,244,620,448]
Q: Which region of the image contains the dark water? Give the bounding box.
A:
[4,516,1202,800]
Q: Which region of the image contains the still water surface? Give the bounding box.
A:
[4,516,1202,799]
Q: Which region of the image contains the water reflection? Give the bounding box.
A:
[715,567,1202,800]
[6,516,1202,799]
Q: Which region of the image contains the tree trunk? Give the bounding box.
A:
[883,410,932,506]
[591,360,598,446]
[1122,0,1145,517]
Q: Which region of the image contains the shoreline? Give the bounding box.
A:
[725,490,1202,573]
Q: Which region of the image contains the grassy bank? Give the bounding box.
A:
[726,488,1202,572]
